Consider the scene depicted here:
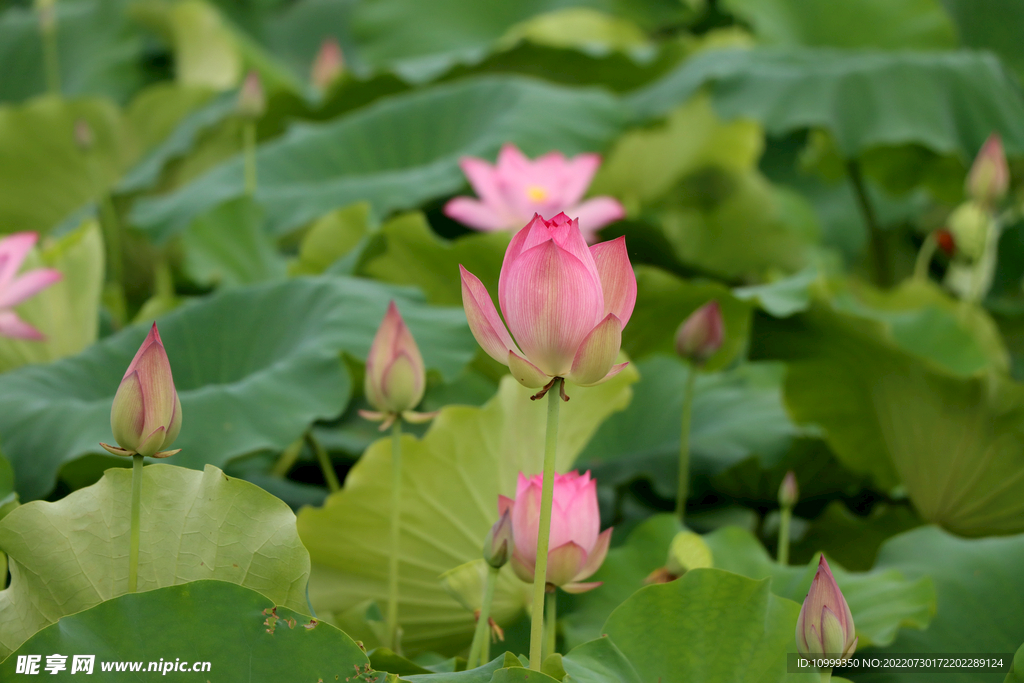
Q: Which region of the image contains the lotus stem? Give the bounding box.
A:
[544,588,557,660]
[128,454,143,593]
[243,121,257,196]
[778,505,792,565]
[467,565,499,669]
[387,417,403,652]
[913,232,938,282]
[529,378,562,671]
[820,667,832,683]
[39,12,61,96]
[847,160,890,287]
[307,431,339,493]
[676,366,698,523]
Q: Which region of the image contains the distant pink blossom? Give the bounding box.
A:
[0,232,61,340]
[445,144,624,244]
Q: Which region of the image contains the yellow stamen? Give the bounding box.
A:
[526,185,548,202]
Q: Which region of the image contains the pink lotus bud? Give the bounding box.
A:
[966,133,1009,207]
[483,508,513,569]
[101,323,182,458]
[796,556,858,660]
[363,301,426,415]
[675,301,724,364]
[445,143,625,244]
[460,213,636,392]
[237,71,266,119]
[778,470,798,509]
[498,471,611,593]
[311,38,344,92]
[0,232,62,341]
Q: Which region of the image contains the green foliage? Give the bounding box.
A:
[0,464,311,658]
[180,197,287,287]
[0,581,368,680]
[0,276,475,499]
[297,370,637,655]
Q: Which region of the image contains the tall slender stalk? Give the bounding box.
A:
[913,233,938,282]
[847,160,889,287]
[243,122,257,197]
[676,367,698,524]
[466,565,499,669]
[544,589,557,661]
[529,378,562,671]
[387,418,403,652]
[128,454,144,593]
[778,505,792,565]
[39,8,61,96]
[307,431,339,493]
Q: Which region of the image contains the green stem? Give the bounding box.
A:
[913,233,938,282]
[307,431,339,493]
[467,565,499,669]
[676,366,698,524]
[820,667,832,683]
[271,436,304,478]
[243,122,257,197]
[387,418,403,652]
[778,505,792,565]
[529,378,562,671]
[544,589,557,661]
[847,160,890,287]
[40,14,61,96]
[128,454,143,593]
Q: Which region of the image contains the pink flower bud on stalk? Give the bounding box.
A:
[796,556,858,661]
[499,471,611,593]
[779,470,799,509]
[966,133,1009,208]
[100,323,182,458]
[310,38,344,92]
[237,70,266,119]
[675,301,724,365]
[445,144,625,244]
[484,509,514,569]
[460,213,636,399]
[358,301,437,430]
[0,232,62,340]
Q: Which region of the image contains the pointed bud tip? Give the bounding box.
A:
[237,71,266,118]
[675,301,725,364]
[966,132,1009,206]
[779,470,799,508]
[311,38,345,91]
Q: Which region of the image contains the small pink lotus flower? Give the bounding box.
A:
[796,556,858,660]
[966,133,1009,207]
[0,232,62,340]
[311,38,344,92]
[100,323,182,458]
[460,213,635,394]
[358,301,436,429]
[445,144,625,244]
[675,301,724,365]
[499,471,611,593]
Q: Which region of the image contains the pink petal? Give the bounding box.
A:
[459,265,521,365]
[573,361,629,388]
[134,342,177,439]
[567,314,622,387]
[511,547,536,584]
[560,474,600,552]
[444,197,511,231]
[0,310,44,340]
[546,541,587,587]
[546,214,601,287]
[501,214,551,271]
[0,232,38,292]
[574,527,612,582]
[508,350,550,388]
[571,197,626,239]
[560,580,602,594]
[124,323,164,378]
[498,494,515,517]
[559,154,602,206]
[496,143,531,175]
[498,240,605,376]
[0,268,61,309]
[459,157,505,208]
[589,236,636,325]
[511,477,543,565]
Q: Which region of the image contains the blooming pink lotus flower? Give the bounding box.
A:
[966,133,1009,207]
[460,213,635,391]
[0,232,62,340]
[100,323,182,459]
[499,471,611,593]
[445,144,625,243]
[796,556,858,659]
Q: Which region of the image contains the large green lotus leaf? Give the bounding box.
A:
[0,0,147,104]
[0,96,136,234]
[589,93,763,208]
[0,464,311,658]
[0,276,475,500]
[360,212,511,307]
[0,220,103,372]
[291,202,371,276]
[722,0,955,49]
[130,76,629,241]
[753,307,1024,535]
[562,637,642,683]
[1006,643,1024,683]
[0,580,368,680]
[580,356,805,498]
[630,48,1024,159]
[297,369,637,656]
[601,567,816,683]
[855,526,1024,683]
[789,501,923,572]
[939,0,1024,85]
[622,265,751,368]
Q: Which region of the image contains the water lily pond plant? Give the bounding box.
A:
[0,1,1024,682]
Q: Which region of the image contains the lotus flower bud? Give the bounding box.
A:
[675,301,724,364]
[778,470,799,509]
[237,71,265,119]
[101,323,182,458]
[483,509,514,569]
[664,530,713,576]
[364,301,426,415]
[966,133,1009,207]
[947,202,990,261]
[311,38,344,92]
[796,556,858,660]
